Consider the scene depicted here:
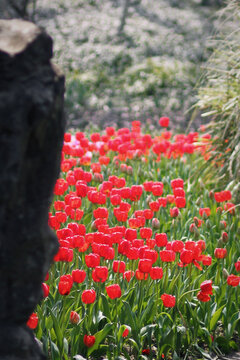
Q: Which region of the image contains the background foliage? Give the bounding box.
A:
[195,0,240,195]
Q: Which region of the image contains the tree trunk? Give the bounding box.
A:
[118,0,131,35]
[0,19,65,360]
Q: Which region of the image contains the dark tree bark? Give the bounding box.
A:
[0,19,65,360]
[118,0,131,35]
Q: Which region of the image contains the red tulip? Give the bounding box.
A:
[227,274,240,287]
[158,197,167,207]
[150,267,163,280]
[42,283,50,298]
[82,289,96,304]
[199,207,211,217]
[123,270,135,282]
[93,207,108,219]
[180,249,194,264]
[122,328,129,337]
[175,197,186,208]
[172,240,184,253]
[171,178,184,189]
[235,261,240,272]
[72,269,86,284]
[70,311,80,324]
[152,184,163,197]
[143,209,154,219]
[155,233,168,247]
[200,280,213,295]
[138,259,152,273]
[27,313,38,329]
[106,284,122,299]
[140,227,152,239]
[173,187,185,197]
[214,248,227,259]
[201,255,212,266]
[113,260,126,273]
[58,275,73,295]
[197,291,211,302]
[143,249,158,264]
[125,228,137,241]
[83,335,95,347]
[159,117,169,127]
[160,250,175,262]
[161,294,176,308]
[149,201,160,212]
[92,266,108,282]
[170,207,179,218]
[135,269,148,280]
[85,253,100,268]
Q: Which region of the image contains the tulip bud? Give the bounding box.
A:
[222,268,229,279]
[194,217,199,226]
[152,218,160,229]
[206,219,211,229]
[230,223,235,232]
[70,311,80,325]
[209,190,214,200]
[199,180,204,190]
[127,166,133,175]
[91,222,98,231]
[195,197,201,206]
[221,232,228,244]
[146,195,152,205]
[96,173,104,183]
[202,212,208,220]
[220,221,227,230]
[190,223,197,233]
[217,238,224,247]
[114,159,119,169]
[194,229,200,240]
[137,168,143,177]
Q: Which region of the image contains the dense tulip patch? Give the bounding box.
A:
[31,120,240,359]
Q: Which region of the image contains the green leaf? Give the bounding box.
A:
[140,295,157,327]
[63,338,68,355]
[48,308,63,353]
[215,336,231,354]
[50,340,60,360]
[100,293,111,320]
[128,338,140,352]
[210,304,225,331]
[122,301,138,332]
[87,322,114,356]
[194,344,213,360]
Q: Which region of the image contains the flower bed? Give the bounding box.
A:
[29,119,240,359]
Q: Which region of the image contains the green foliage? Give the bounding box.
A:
[195,1,240,193]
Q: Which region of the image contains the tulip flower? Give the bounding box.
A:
[106,284,122,299]
[214,248,227,259]
[200,280,213,295]
[159,116,169,127]
[81,289,96,304]
[227,274,240,287]
[26,313,38,329]
[83,335,96,347]
[197,291,211,302]
[161,294,176,308]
